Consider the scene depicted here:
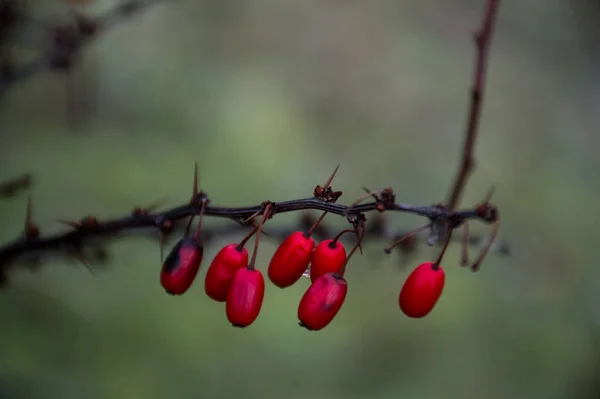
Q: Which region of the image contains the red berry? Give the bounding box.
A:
[205,244,249,302]
[268,231,315,288]
[399,261,445,318]
[298,272,348,331]
[226,267,265,328]
[160,238,203,295]
[310,239,346,282]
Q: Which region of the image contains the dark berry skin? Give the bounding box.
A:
[226,267,265,328]
[310,239,346,283]
[160,238,203,295]
[298,272,348,331]
[268,231,315,288]
[205,244,249,302]
[399,261,445,318]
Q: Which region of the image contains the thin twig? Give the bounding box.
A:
[0,0,172,96]
[446,0,501,210]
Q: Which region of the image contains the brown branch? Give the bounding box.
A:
[0,207,510,275]
[0,184,498,271]
[446,0,501,210]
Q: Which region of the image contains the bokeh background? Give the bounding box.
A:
[1,0,600,398]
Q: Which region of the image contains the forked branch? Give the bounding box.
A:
[446,0,501,210]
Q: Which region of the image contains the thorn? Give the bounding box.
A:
[348,189,379,211]
[72,251,95,276]
[353,221,366,256]
[471,219,500,272]
[460,222,470,266]
[24,194,32,231]
[357,232,364,255]
[384,224,431,254]
[192,161,199,199]
[133,196,168,216]
[361,186,378,200]
[57,219,80,229]
[483,186,496,204]
[146,197,168,213]
[23,195,39,238]
[323,164,340,188]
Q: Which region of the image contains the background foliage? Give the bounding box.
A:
[1,0,599,398]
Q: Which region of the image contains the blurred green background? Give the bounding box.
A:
[1,0,600,398]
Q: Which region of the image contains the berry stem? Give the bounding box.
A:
[337,224,366,276]
[305,211,328,238]
[247,203,273,270]
[433,223,454,270]
[235,224,261,252]
[192,195,208,243]
[329,229,357,248]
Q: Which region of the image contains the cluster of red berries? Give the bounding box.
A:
[156,165,477,330]
[159,203,448,330]
[159,199,354,330]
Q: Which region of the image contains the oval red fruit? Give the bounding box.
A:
[160,238,203,295]
[399,261,445,318]
[226,267,265,328]
[298,272,348,331]
[310,239,346,282]
[268,231,315,288]
[205,244,249,302]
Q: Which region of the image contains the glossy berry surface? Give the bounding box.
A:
[268,231,315,288]
[205,244,248,302]
[399,261,445,318]
[160,238,203,295]
[226,267,265,328]
[298,272,348,331]
[310,239,346,282]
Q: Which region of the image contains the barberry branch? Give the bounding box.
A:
[0,188,499,270]
[446,0,500,210]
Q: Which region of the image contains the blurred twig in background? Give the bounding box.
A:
[0,174,31,198]
[0,0,174,96]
